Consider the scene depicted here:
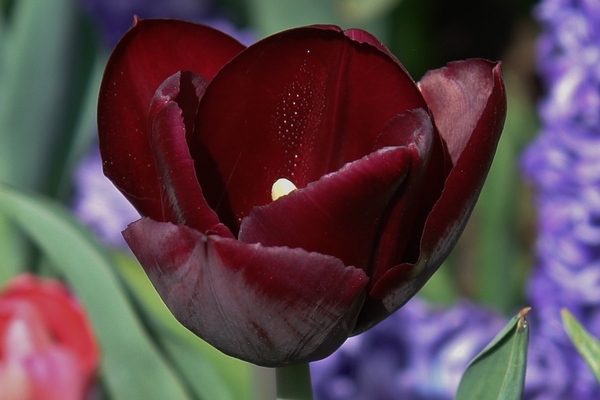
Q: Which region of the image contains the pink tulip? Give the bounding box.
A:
[0,275,98,400]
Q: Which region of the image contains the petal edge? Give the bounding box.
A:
[124,218,368,366]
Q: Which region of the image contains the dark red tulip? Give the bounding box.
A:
[98,18,506,367]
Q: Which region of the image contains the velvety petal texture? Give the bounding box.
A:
[189,25,427,233]
[355,59,507,332]
[239,109,432,276]
[98,19,506,366]
[98,18,245,221]
[124,218,368,366]
[148,70,232,237]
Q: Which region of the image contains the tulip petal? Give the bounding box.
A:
[419,59,506,165]
[0,274,97,375]
[0,289,88,400]
[343,28,409,75]
[239,109,432,274]
[189,25,427,233]
[416,60,506,278]
[367,110,435,283]
[356,60,506,332]
[123,218,368,367]
[98,18,245,220]
[25,348,85,400]
[148,71,233,237]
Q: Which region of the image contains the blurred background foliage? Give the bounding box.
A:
[0,0,543,398]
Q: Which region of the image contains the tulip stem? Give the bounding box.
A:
[275,363,314,400]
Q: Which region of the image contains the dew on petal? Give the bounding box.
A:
[270,58,326,185]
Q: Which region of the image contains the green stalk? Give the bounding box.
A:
[275,363,313,400]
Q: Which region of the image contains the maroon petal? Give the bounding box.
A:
[123,218,368,366]
[148,71,233,237]
[189,25,427,233]
[415,60,506,276]
[355,60,506,332]
[239,109,432,274]
[98,18,245,220]
[343,28,409,75]
[367,110,435,284]
[419,59,506,165]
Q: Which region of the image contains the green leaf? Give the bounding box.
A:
[0,183,192,400]
[52,54,107,199]
[387,0,435,80]
[561,308,600,383]
[114,252,255,400]
[455,308,530,400]
[0,0,79,283]
[334,0,402,23]
[245,0,391,44]
[417,260,458,305]
[472,70,538,313]
[0,214,27,284]
[0,0,76,189]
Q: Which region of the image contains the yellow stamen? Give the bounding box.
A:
[271,178,297,201]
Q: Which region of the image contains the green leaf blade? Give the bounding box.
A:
[455,308,530,400]
[0,183,192,400]
[0,0,76,189]
[561,308,600,383]
[245,0,391,45]
[114,252,255,400]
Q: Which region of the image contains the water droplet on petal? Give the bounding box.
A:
[271,178,297,201]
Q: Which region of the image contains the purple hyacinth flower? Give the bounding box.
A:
[311,298,506,400]
[80,0,212,45]
[80,0,255,46]
[521,0,600,398]
[72,146,140,247]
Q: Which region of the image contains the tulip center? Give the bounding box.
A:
[271,178,297,201]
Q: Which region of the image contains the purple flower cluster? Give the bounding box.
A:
[81,0,210,46]
[310,298,506,400]
[521,0,600,398]
[72,147,140,247]
[80,0,255,47]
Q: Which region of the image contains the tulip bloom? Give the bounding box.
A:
[98,18,506,366]
[0,274,98,400]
